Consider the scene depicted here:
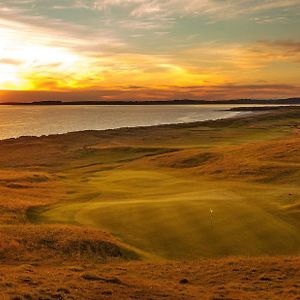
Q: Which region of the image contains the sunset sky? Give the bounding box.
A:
[0,0,300,101]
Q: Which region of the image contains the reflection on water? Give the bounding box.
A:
[0,104,248,140]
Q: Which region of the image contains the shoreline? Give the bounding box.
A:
[1,107,278,142]
[0,109,247,142]
[1,105,298,141]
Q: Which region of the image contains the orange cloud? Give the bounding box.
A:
[0,2,299,101]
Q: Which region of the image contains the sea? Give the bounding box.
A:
[0,104,271,140]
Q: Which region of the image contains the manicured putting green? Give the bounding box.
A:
[37,170,300,259]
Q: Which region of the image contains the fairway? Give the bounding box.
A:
[37,171,300,259]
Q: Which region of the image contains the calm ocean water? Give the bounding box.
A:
[0,104,251,140]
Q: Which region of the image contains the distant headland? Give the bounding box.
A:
[1,98,300,106]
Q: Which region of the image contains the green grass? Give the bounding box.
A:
[36,169,300,259]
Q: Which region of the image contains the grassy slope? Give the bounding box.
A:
[28,109,300,260]
[0,108,299,299]
[0,256,299,300]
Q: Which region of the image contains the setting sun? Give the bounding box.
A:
[0,0,299,101]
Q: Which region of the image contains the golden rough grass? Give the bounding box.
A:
[0,256,299,300]
[0,225,137,262]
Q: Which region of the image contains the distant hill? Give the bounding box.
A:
[1,98,300,106]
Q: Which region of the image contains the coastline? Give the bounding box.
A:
[2,104,299,141]
[0,106,246,141]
